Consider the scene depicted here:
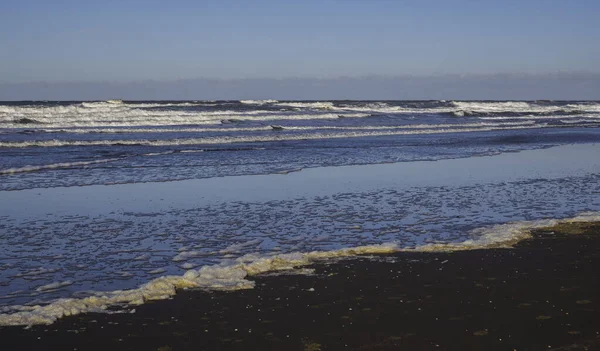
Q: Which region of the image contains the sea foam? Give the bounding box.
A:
[1,211,598,327]
[2,101,598,129]
[0,124,547,148]
[0,158,122,175]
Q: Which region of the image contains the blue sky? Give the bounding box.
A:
[1,0,599,83]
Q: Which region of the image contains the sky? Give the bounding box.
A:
[1,0,599,99]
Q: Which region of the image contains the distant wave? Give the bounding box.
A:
[80,101,199,108]
[274,101,336,110]
[478,114,600,121]
[1,101,598,128]
[240,99,278,105]
[0,104,370,127]
[450,101,600,116]
[0,123,548,148]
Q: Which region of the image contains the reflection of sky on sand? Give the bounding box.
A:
[0,143,599,308]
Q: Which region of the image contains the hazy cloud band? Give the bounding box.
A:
[1,73,599,101]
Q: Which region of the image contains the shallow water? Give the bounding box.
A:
[1,144,599,312]
[1,100,599,325]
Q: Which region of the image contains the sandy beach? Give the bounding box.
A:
[3,0,600,349]
[2,105,599,351]
[1,221,598,350]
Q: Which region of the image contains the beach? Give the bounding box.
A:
[2,0,600,348]
[3,0,600,348]
[1,221,598,350]
[1,100,600,349]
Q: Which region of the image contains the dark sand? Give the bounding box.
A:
[1,222,599,350]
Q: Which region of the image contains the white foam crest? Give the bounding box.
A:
[2,211,598,326]
[289,101,600,116]
[0,105,370,127]
[79,102,115,108]
[562,103,600,113]
[337,102,422,114]
[0,105,258,117]
[21,120,536,135]
[80,101,200,109]
[558,118,599,124]
[274,101,336,110]
[271,101,600,116]
[479,114,600,121]
[281,121,536,130]
[451,101,533,111]
[19,126,277,134]
[240,100,278,105]
[330,103,455,115]
[0,158,122,175]
[71,100,122,107]
[0,124,547,148]
[0,104,263,122]
[451,101,600,115]
[1,102,599,128]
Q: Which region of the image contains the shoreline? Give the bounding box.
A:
[1,221,599,350]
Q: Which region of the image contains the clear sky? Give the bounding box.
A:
[1,0,599,84]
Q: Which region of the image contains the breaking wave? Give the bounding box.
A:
[0,124,546,148]
[449,101,600,117]
[274,101,336,110]
[1,101,599,128]
[240,100,278,105]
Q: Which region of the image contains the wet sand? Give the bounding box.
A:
[1,222,599,350]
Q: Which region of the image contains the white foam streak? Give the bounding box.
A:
[0,104,301,127]
[451,101,600,115]
[0,158,122,175]
[0,124,546,149]
[559,118,599,124]
[2,101,598,128]
[2,212,598,326]
[451,101,532,112]
[479,114,600,121]
[35,281,73,292]
[0,108,369,128]
[327,101,600,116]
[240,100,278,105]
[15,120,535,135]
[275,101,335,110]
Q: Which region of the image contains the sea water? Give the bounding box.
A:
[1,100,599,325]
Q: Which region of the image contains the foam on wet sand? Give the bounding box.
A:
[2,212,599,326]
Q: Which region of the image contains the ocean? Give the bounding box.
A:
[1,99,600,326]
